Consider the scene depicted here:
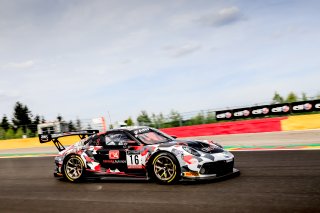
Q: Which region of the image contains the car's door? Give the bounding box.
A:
[95,131,139,173]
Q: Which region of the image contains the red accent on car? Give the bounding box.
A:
[183,155,193,164]
[94,164,101,171]
[141,148,149,156]
[85,156,93,162]
[94,146,103,151]
[109,150,119,159]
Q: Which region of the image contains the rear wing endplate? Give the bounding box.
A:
[39,130,99,152]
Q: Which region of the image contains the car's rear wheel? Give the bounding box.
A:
[63,155,84,182]
[151,152,180,184]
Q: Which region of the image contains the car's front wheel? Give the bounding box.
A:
[151,152,180,184]
[62,155,84,182]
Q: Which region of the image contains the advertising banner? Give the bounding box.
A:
[215,100,320,121]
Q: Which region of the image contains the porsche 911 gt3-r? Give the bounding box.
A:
[39,126,239,184]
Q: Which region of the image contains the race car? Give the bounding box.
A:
[39,126,239,184]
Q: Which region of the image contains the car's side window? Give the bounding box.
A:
[105,132,137,146]
[87,135,106,146]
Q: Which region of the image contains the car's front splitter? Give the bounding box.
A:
[182,168,240,181]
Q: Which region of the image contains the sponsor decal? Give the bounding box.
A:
[41,135,48,140]
[126,153,142,168]
[109,150,119,159]
[315,103,320,109]
[40,135,49,141]
[127,165,143,169]
[183,171,199,177]
[201,146,215,152]
[134,128,150,135]
[127,150,140,155]
[103,160,126,164]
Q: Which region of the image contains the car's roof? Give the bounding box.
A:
[108,126,151,133]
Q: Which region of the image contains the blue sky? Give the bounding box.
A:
[0,0,319,123]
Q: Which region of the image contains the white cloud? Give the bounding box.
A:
[4,60,35,69]
[198,6,244,27]
[164,42,202,58]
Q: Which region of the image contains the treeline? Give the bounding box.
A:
[125,110,216,129]
[0,102,42,139]
[0,102,82,140]
[272,91,310,104]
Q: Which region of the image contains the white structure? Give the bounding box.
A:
[37,121,69,134]
[91,117,107,132]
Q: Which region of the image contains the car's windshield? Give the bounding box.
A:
[134,128,172,145]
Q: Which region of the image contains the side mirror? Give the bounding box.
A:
[171,135,178,139]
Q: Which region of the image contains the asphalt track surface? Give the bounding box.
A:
[0,151,319,213]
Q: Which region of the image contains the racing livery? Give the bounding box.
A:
[39,126,239,184]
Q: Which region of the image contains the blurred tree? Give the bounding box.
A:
[272,92,284,104]
[1,115,10,131]
[41,116,46,123]
[26,128,33,138]
[302,92,308,101]
[151,113,157,128]
[156,113,166,128]
[30,115,41,136]
[190,113,205,125]
[109,124,114,129]
[137,110,151,126]
[150,113,166,128]
[286,92,298,103]
[169,110,182,127]
[76,118,82,130]
[15,127,24,138]
[57,114,63,122]
[206,112,216,123]
[33,115,40,125]
[125,117,134,126]
[0,127,5,139]
[5,128,15,139]
[68,121,76,131]
[86,124,92,129]
[12,102,32,132]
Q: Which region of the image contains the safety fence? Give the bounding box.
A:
[1,114,320,150]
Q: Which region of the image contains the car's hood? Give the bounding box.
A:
[159,139,224,154]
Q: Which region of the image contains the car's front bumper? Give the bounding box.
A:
[182,168,240,180]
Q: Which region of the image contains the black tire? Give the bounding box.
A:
[150,152,180,184]
[62,155,85,182]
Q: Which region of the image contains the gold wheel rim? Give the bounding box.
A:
[154,156,175,181]
[65,157,83,179]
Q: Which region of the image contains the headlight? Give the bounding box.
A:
[182,146,200,156]
[223,151,234,157]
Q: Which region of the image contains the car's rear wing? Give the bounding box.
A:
[39,130,99,152]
